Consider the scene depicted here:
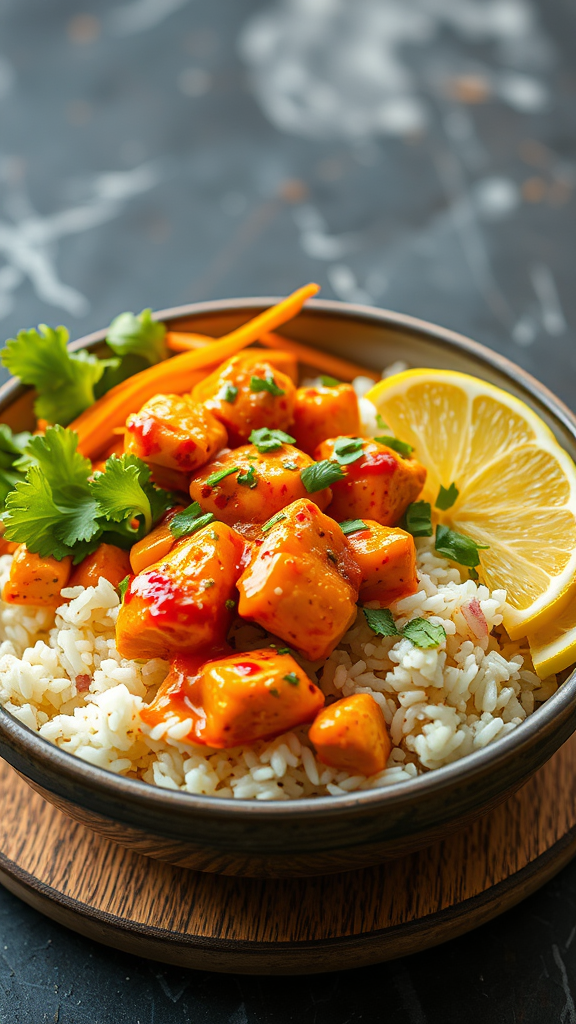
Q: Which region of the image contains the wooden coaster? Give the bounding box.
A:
[0,736,575,975]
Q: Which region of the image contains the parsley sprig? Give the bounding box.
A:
[249,428,296,452]
[300,460,346,492]
[363,607,446,649]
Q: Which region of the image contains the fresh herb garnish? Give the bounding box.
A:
[106,308,167,366]
[1,325,116,426]
[278,647,291,654]
[339,519,369,536]
[203,578,215,588]
[225,599,236,611]
[283,672,299,686]
[435,482,459,511]
[261,511,286,533]
[169,503,215,540]
[404,501,433,537]
[220,384,238,404]
[402,618,447,649]
[237,465,258,488]
[375,435,413,458]
[282,460,298,471]
[332,436,364,465]
[435,524,488,568]
[363,607,400,638]
[2,428,174,562]
[269,687,280,698]
[469,567,479,581]
[250,374,285,397]
[0,425,32,511]
[300,460,346,493]
[118,575,130,602]
[206,465,239,487]
[319,375,341,387]
[249,428,296,452]
[376,413,389,430]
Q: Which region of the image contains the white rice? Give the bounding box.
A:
[0,548,558,801]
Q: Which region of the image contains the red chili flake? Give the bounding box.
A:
[76,674,91,692]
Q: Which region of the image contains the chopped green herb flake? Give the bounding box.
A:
[118,575,130,602]
[250,374,285,397]
[206,465,239,487]
[405,501,433,537]
[339,519,369,536]
[225,599,236,611]
[106,308,166,366]
[376,413,389,431]
[282,460,298,471]
[262,511,286,533]
[210,530,219,540]
[283,672,299,686]
[332,436,364,465]
[468,567,479,581]
[402,617,446,649]
[319,375,341,388]
[435,482,459,511]
[300,460,346,493]
[435,524,489,568]
[375,435,414,458]
[169,504,215,540]
[237,465,258,488]
[221,384,238,404]
[278,647,291,655]
[203,579,215,589]
[249,427,296,452]
[269,687,280,698]
[363,607,400,638]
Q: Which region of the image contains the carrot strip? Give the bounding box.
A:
[259,332,380,382]
[166,331,211,352]
[69,284,319,458]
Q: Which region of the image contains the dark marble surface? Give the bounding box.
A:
[0,0,575,1020]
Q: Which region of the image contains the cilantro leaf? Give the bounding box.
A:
[339,519,369,536]
[1,325,113,425]
[282,460,298,471]
[250,374,285,397]
[375,413,389,430]
[106,309,167,366]
[363,607,400,637]
[375,435,413,458]
[283,672,299,686]
[169,503,215,540]
[405,501,433,537]
[220,384,238,404]
[3,464,99,557]
[319,375,341,387]
[402,617,446,649]
[91,455,154,533]
[25,425,93,491]
[118,575,131,602]
[261,511,286,533]
[0,425,32,510]
[237,465,258,488]
[332,437,364,465]
[435,524,489,568]
[249,428,296,452]
[301,460,346,493]
[435,482,459,511]
[206,465,239,487]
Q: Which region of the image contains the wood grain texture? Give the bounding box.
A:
[0,734,575,973]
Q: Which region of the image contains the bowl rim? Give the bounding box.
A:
[1,295,575,822]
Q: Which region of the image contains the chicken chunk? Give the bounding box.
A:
[129,506,184,575]
[316,437,426,526]
[2,546,71,607]
[345,522,417,605]
[124,393,227,473]
[238,498,361,660]
[309,693,391,776]
[141,649,324,748]
[292,384,360,455]
[69,544,132,591]
[188,444,332,527]
[116,523,247,660]
[192,353,297,445]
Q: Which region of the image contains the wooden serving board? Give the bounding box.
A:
[0,737,575,975]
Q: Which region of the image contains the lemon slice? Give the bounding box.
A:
[528,602,576,678]
[365,369,576,639]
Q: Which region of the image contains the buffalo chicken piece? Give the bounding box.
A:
[188,444,332,528]
[141,649,324,748]
[345,522,418,605]
[69,544,131,591]
[292,384,360,456]
[124,393,227,474]
[238,498,361,661]
[116,523,246,661]
[2,546,71,607]
[309,693,391,776]
[193,353,297,445]
[316,437,426,526]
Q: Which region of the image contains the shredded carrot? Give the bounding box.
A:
[166,331,211,352]
[259,332,380,383]
[69,284,319,458]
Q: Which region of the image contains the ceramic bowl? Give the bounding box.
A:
[0,298,574,877]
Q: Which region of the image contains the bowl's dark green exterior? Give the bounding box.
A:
[0,298,574,877]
